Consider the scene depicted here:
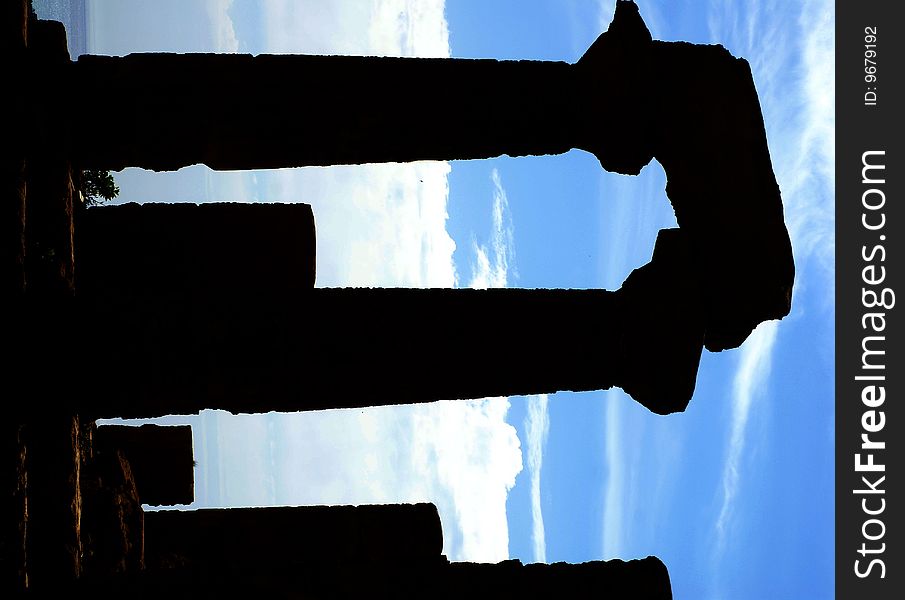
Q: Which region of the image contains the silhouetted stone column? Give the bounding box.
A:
[77,202,316,303]
[444,557,672,599]
[72,54,573,173]
[94,425,194,507]
[68,1,793,351]
[77,228,703,419]
[4,0,29,300]
[76,553,672,598]
[21,417,83,586]
[144,504,443,571]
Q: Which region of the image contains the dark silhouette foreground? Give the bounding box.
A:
[77,204,701,417]
[5,0,794,594]
[69,1,794,352]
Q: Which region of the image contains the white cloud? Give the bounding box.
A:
[525,394,550,563]
[785,0,835,289]
[468,169,515,289]
[262,163,457,288]
[259,1,368,56]
[369,0,450,57]
[265,400,521,563]
[205,0,239,52]
[414,399,523,561]
[250,0,457,289]
[601,392,625,558]
[87,0,239,54]
[596,0,616,34]
[714,322,777,549]
[186,400,523,563]
[261,0,449,58]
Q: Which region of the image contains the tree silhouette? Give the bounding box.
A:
[81,169,119,206]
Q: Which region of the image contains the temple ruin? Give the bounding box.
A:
[62,0,794,419]
[66,1,794,354]
[76,203,703,418]
[5,0,795,594]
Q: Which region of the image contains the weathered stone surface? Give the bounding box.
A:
[94,425,194,507]
[71,54,574,172]
[614,229,704,412]
[77,226,702,418]
[0,0,28,53]
[0,422,28,591]
[144,504,443,572]
[2,8,86,592]
[77,202,316,303]
[445,556,672,599]
[74,553,671,599]
[21,416,83,588]
[19,18,77,299]
[24,153,77,297]
[1,156,26,297]
[79,443,144,577]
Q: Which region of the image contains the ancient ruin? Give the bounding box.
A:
[67,1,794,353]
[94,424,194,507]
[77,204,702,418]
[94,501,674,598]
[4,0,794,594]
[64,0,794,418]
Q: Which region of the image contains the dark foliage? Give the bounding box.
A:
[81,169,120,206]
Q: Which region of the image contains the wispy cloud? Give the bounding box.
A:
[708,0,834,560]
[596,0,616,33]
[468,168,516,289]
[261,0,449,58]
[205,0,239,52]
[709,0,835,300]
[525,394,550,563]
[265,162,457,288]
[432,166,526,561]
[255,0,457,289]
[785,0,835,293]
[714,322,777,549]
[601,393,625,558]
[370,0,450,57]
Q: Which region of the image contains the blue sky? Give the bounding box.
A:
[39,1,835,597]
